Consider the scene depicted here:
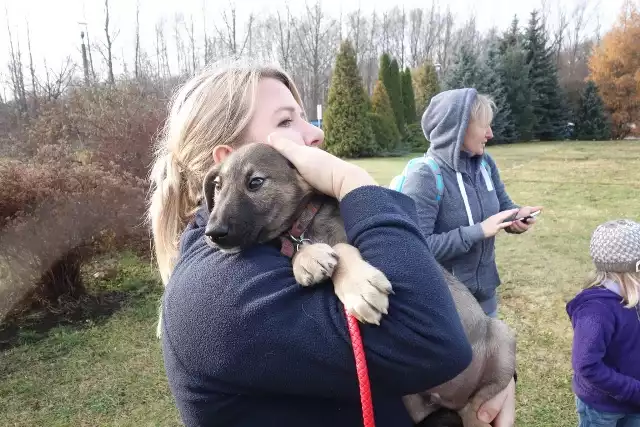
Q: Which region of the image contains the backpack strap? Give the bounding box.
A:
[389,154,444,203]
[480,158,494,192]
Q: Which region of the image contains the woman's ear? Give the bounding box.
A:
[212,145,233,164]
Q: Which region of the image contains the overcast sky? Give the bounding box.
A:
[0,0,625,85]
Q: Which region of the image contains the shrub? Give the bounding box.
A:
[0,146,147,322]
[323,40,376,158]
[405,122,430,152]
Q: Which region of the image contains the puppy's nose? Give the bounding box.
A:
[205,224,229,241]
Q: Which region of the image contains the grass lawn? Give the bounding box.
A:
[1,140,639,426]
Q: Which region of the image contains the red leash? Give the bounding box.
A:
[280,197,376,427]
[345,307,376,427]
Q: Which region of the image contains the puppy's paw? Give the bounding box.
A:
[292,243,339,287]
[334,260,393,325]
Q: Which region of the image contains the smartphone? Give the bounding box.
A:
[517,210,541,223]
[503,210,541,223]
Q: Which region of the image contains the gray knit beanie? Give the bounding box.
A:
[589,219,640,273]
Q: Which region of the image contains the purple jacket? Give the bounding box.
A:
[566,280,640,413]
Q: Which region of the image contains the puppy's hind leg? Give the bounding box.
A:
[330,243,393,325]
[458,319,516,427]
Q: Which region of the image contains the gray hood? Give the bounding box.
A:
[422,88,477,172]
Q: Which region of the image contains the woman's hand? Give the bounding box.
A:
[477,377,516,426]
[480,209,519,238]
[266,133,377,200]
[507,206,543,234]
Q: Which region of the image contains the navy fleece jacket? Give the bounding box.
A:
[161,185,473,427]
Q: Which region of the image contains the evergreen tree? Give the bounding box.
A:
[401,67,417,124]
[413,60,441,116]
[445,44,483,90]
[323,40,376,157]
[388,58,405,132]
[524,10,569,141]
[370,80,401,151]
[496,18,535,142]
[575,80,612,140]
[478,43,517,144]
[499,15,522,54]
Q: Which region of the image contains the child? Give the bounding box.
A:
[567,219,640,427]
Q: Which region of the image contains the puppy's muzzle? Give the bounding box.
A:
[205,223,229,247]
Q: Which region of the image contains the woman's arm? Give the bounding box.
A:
[571,302,640,405]
[401,163,486,262]
[162,185,472,403]
[483,154,519,212]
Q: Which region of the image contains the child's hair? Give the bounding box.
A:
[586,218,640,308]
[147,57,303,285]
[584,270,640,308]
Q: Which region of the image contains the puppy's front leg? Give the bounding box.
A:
[292,242,339,287]
[331,243,393,325]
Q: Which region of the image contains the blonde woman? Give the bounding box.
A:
[566,219,640,426]
[399,88,542,318]
[148,59,516,427]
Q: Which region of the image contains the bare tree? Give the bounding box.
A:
[26,20,38,109]
[40,57,76,101]
[202,0,210,65]
[174,13,186,75]
[155,18,171,79]
[215,5,254,56]
[293,1,339,119]
[273,7,295,70]
[434,7,455,75]
[103,0,115,84]
[185,14,197,74]
[134,1,141,80]
[5,9,27,114]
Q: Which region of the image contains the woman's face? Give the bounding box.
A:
[462,119,493,156]
[212,77,324,164]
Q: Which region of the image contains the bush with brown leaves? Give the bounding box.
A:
[0,145,148,322]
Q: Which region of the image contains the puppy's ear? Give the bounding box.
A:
[202,164,222,213]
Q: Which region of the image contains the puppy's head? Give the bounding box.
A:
[202,142,313,252]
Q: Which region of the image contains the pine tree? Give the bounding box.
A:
[323,40,376,158]
[370,80,401,151]
[499,45,535,141]
[413,60,441,116]
[478,44,517,144]
[401,67,417,124]
[388,58,405,133]
[496,18,535,142]
[524,10,569,141]
[575,80,612,140]
[445,44,483,90]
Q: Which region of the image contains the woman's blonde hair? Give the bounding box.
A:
[470,93,496,127]
[584,270,640,308]
[147,58,303,285]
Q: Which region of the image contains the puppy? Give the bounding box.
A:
[202,142,516,427]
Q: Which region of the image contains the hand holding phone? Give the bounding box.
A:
[518,210,541,224]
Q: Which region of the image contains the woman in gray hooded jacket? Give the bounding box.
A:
[397,88,542,317]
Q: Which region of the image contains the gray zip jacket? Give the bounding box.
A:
[401,88,519,309]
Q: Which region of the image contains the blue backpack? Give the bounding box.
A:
[389,154,493,205]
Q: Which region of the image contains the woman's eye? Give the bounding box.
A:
[248,177,265,190]
[278,119,292,127]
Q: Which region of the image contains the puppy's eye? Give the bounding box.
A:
[248,177,265,191]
